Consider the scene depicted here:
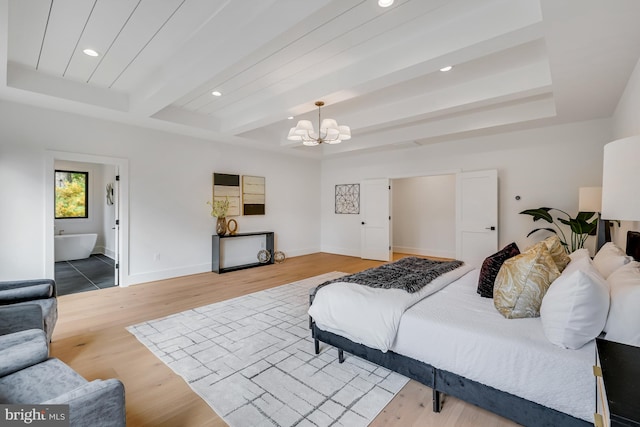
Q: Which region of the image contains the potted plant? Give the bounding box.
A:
[208,197,230,235]
[520,207,598,253]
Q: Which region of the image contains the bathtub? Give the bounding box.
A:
[54,233,98,262]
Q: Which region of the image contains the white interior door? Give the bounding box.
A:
[361,178,391,261]
[456,170,498,267]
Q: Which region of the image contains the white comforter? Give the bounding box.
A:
[391,269,595,421]
[308,264,473,352]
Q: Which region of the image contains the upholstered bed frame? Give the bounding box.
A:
[626,230,640,262]
[308,232,640,427]
[308,289,594,427]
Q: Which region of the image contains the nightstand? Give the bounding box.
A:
[594,338,640,427]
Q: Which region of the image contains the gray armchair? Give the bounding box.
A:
[0,279,58,341]
[0,306,126,427]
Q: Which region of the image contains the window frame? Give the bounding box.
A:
[54,169,89,219]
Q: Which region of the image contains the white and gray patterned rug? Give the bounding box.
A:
[127,272,409,427]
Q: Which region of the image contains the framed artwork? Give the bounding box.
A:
[213,173,240,216]
[335,184,360,214]
[243,175,265,215]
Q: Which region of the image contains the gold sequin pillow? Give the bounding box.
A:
[543,235,570,272]
[493,242,561,319]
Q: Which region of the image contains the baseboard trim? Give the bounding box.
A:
[126,263,211,287]
[392,246,456,259]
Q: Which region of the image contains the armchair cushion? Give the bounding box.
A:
[45,379,126,427]
[0,358,85,404]
[0,279,56,298]
[0,329,48,376]
[0,358,126,427]
[0,280,57,342]
[0,305,44,336]
[9,299,57,342]
[0,283,53,303]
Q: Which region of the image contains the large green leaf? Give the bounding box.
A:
[575,212,599,235]
[525,227,556,238]
[520,207,553,223]
[576,211,597,221]
[558,216,598,236]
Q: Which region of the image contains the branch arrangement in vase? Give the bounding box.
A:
[207,197,229,218]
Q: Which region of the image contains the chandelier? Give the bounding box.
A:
[287,101,351,146]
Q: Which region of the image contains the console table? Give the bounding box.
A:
[212,231,274,274]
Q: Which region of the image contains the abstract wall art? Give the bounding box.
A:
[242,175,265,215]
[213,173,241,216]
[335,183,360,214]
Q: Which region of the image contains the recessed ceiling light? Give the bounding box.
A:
[211,91,222,97]
[83,48,99,57]
[287,116,294,120]
[378,0,394,7]
[440,65,453,72]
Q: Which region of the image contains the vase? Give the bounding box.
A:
[216,217,227,235]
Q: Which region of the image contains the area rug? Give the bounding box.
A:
[127,272,409,427]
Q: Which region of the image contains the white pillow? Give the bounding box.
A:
[593,242,632,278]
[540,259,609,349]
[604,261,640,346]
[569,248,590,262]
[561,253,592,277]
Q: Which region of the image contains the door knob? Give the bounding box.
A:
[361,222,365,225]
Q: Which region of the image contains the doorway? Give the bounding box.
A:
[360,174,457,262]
[53,160,116,295]
[392,174,457,260]
[45,151,129,289]
[360,170,497,264]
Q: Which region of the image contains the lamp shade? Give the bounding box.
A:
[287,128,302,141]
[578,187,602,212]
[320,118,338,131]
[293,120,313,135]
[302,139,320,147]
[602,135,640,221]
[338,125,351,140]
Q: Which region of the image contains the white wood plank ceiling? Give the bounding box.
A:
[2,0,640,157]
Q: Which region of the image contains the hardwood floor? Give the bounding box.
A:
[51,253,519,427]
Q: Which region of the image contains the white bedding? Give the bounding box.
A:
[391,268,594,421]
[309,264,473,352]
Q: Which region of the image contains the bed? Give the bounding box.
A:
[308,238,640,427]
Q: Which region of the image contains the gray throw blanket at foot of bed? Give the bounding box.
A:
[320,257,464,293]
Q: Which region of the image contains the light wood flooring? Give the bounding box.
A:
[51,252,519,427]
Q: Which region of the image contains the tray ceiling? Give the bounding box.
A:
[2,0,640,158]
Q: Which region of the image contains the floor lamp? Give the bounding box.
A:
[579,186,607,251]
[601,135,640,247]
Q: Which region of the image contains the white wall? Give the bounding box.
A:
[0,100,321,284]
[613,57,640,139]
[609,56,640,247]
[392,175,456,258]
[321,119,612,258]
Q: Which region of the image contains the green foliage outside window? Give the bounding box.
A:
[55,171,88,219]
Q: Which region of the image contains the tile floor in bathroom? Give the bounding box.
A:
[54,254,116,296]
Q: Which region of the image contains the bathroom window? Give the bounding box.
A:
[55,170,88,219]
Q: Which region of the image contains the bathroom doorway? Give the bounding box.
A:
[45,152,129,292]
